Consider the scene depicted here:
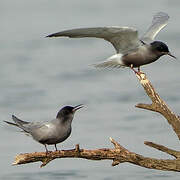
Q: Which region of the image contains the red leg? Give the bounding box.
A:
[130,65,142,75]
[130,64,138,74]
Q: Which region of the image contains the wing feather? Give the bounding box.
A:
[47,27,140,53]
[142,12,169,42]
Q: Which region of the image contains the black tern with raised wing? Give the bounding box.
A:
[4,105,83,152]
[47,12,176,73]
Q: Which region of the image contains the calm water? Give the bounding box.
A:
[1,0,180,179]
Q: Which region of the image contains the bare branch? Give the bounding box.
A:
[135,73,180,140]
[13,140,180,171]
[12,72,180,172]
[135,103,156,112]
[144,141,180,159]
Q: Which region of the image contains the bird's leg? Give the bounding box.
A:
[54,144,58,151]
[130,64,138,74]
[130,64,142,75]
[138,67,140,72]
[137,67,144,75]
[44,144,49,154]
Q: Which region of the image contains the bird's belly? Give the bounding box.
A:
[122,53,158,67]
[31,125,71,145]
[46,128,71,145]
[39,133,70,145]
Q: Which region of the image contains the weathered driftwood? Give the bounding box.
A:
[135,73,180,140]
[13,73,180,171]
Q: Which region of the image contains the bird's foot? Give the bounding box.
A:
[136,70,144,76]
[136,67,145,76]
[45,150,52,156]
[44,144,52,155]
[130,65,143,75]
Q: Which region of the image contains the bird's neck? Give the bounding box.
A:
[141,45,161,61]
[59,115,74,125]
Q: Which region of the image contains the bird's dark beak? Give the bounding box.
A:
[167,52,177,59]
[140,40,146,45]
[73,104,84,112]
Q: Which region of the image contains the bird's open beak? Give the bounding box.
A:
[73,104,84,112]
[167,52,177,59]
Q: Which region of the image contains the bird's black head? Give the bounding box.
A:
[150,41,176,59]
[56,105,83,121]
[151,41,169,53]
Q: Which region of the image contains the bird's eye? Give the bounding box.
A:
[156,46,165,52]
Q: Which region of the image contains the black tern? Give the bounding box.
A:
[4,105,83,152]
[47,12,176,73]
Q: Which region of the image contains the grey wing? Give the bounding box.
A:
[47,27,140,53]
[141,12,169,42]
[27,119,61,143]
[23,121,48,132]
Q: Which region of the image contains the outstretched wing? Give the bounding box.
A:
[47,27,140,54]
[141,12,169,42]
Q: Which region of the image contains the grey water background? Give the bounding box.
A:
[0,0,180,179]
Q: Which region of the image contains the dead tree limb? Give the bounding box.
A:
[135,73,180,139]
[12,73,180,171]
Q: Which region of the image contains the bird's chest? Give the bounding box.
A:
[122,48,158,67]
[55,122,72,141]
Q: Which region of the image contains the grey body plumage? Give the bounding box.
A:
[47,12,176,72]
[4,105,83,152]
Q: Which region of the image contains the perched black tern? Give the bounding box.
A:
[4,105,83,152]
[47,12,176,73]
